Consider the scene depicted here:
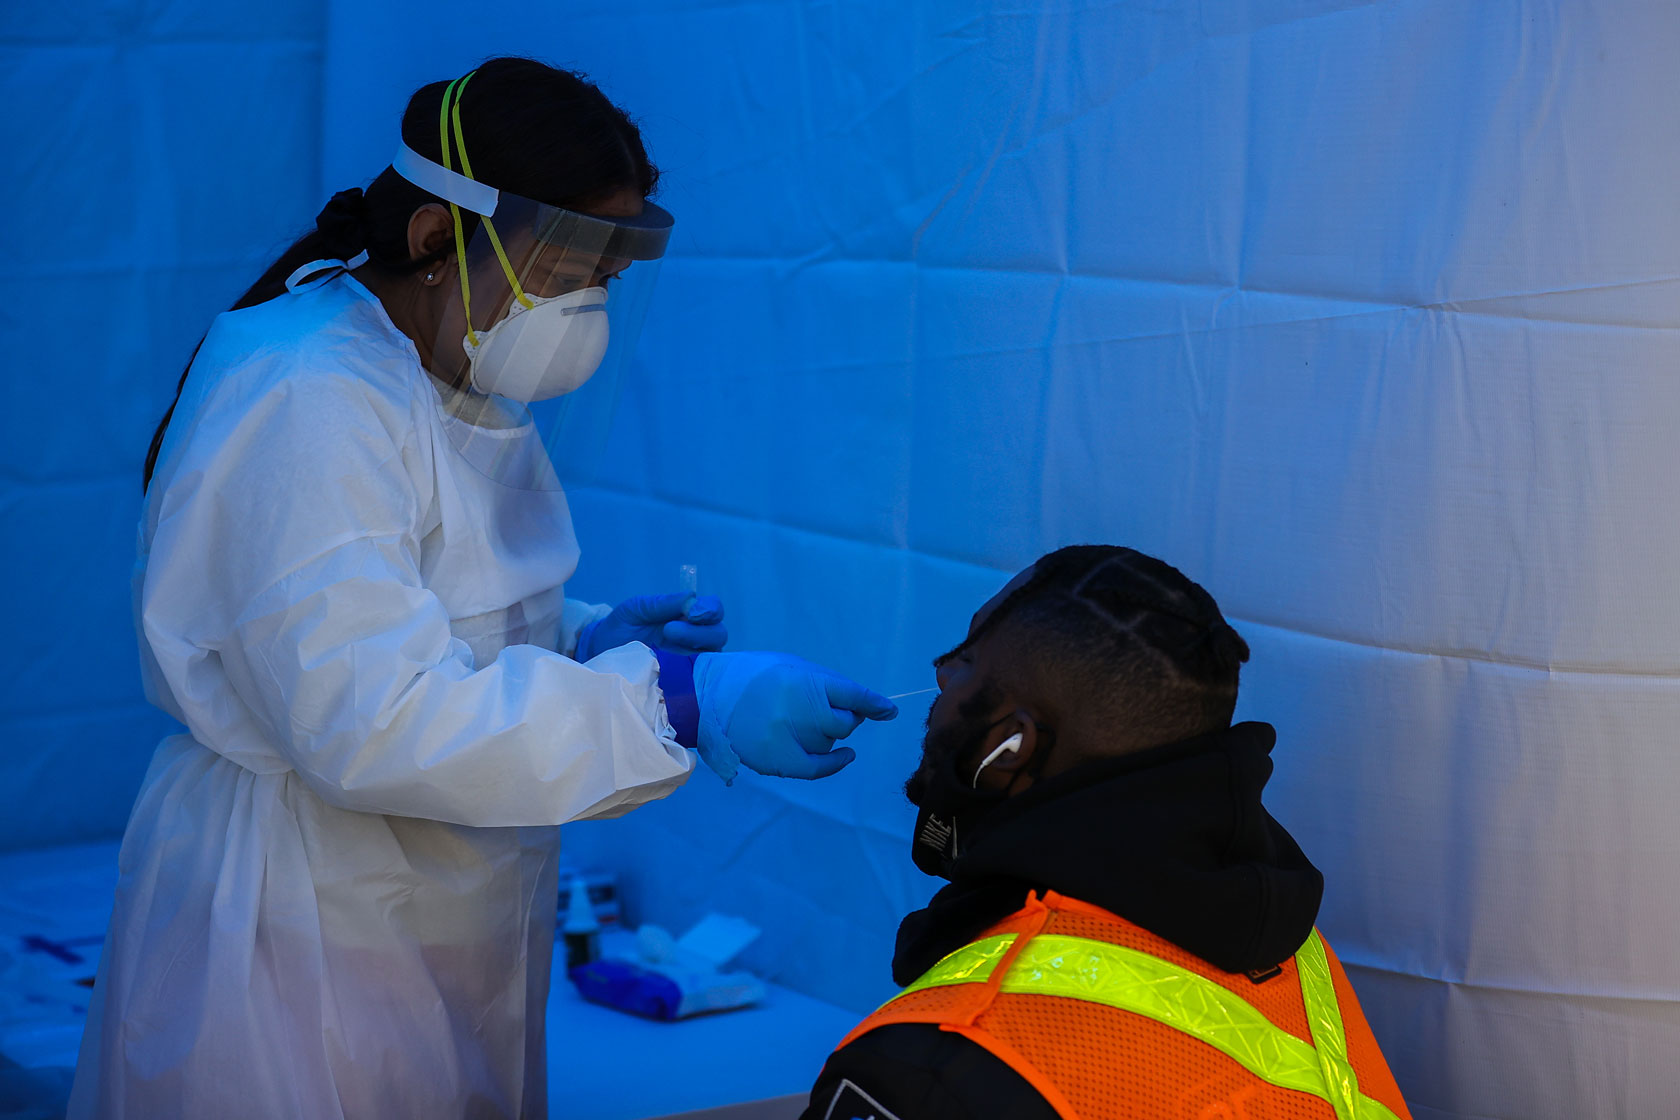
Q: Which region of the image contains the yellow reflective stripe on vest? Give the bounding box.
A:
[1296,931,1370,1120]
[898,931,1399,1120]
[1000,935,1333,1101]
[897,934,1018,999]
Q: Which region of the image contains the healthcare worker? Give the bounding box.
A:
[69,58,896,1120]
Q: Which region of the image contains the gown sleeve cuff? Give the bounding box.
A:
[653,648,700,751]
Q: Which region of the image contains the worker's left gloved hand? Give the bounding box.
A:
[576,593,727,661]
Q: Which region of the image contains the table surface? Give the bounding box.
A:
[0,841,860,1120]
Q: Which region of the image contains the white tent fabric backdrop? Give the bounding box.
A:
[7,2,1679,1116]
[1,1,329,851]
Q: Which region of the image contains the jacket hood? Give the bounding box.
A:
[892,721,1324,985]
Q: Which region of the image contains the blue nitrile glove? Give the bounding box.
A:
[686,652,898,783]
[576,593,727,661]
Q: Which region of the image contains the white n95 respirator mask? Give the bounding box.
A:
[463,285,611,402]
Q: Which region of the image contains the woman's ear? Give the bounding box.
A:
[407,203,455,261]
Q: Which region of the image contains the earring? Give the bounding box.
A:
[425,271,436,282]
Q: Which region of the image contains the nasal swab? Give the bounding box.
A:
[888,687,937,701]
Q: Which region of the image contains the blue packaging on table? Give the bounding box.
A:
[569,959,685,1021]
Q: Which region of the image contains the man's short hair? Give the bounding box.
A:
[968,545,1251,748]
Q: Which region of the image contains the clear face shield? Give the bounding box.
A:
[391,75,673,490]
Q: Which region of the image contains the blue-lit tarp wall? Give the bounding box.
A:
[7,3,1679,1116]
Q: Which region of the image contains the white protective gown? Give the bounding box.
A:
[67,268,694,1119]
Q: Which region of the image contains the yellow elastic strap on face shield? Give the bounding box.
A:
[449,90,533,310]
[439,75,479,346]
[438,72,534,351]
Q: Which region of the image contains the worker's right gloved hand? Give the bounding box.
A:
[666,652,897,783]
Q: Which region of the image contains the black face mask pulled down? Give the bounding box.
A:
[895,722,1324,987]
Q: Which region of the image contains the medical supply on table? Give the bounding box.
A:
[675,913,761,963]
[556,867,623,930]
[562,875,602,970]
[569,913,767,1021]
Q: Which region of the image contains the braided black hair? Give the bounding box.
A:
[963,545,1251,750]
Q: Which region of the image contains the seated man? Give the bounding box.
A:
[802,545,1412,1120]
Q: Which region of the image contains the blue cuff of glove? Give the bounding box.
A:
[653,648,700,751]
[575,617,602,662]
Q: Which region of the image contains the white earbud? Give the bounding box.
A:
[972,732,1025,787]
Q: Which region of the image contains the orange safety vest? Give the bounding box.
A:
[838,891,1412,1120]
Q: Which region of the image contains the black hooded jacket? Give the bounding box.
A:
[800,723,1324,1120]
